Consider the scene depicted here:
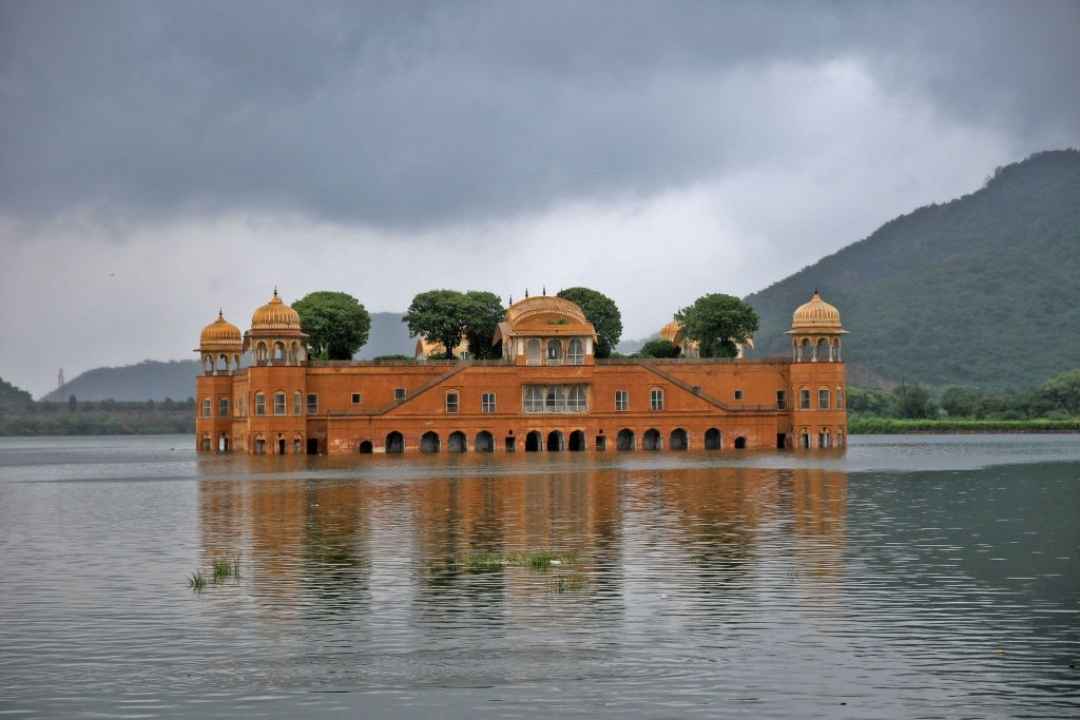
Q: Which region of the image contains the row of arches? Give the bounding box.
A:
[253,339,306,365]
[368,427,747,454]
[201,352,242,375]
[524,337,587,366]
[797,427,846,449]
[792,336,842,363]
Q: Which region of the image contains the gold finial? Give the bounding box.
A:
[218,308,224,320]
[273,286,278,298]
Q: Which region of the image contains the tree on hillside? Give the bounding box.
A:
[463,291,505,360]
[557,287,622,358]
[674,293,759,358]
[941,386,981,417]
[0,376,34,411]
[294,291,372,361]
[639,339,681,358]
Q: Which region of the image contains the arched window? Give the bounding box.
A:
[525,430,542,452]
[358,440,373,454]
[567,338,584,365]
[818,388,831,410]
[254,392,266,416]
[832,338,841,362]
[568,385,587,412]
[273,392,286,415]
[799,338,812,362]
[734,436,747,449]
[218,354,229,372]
[616,428,635,451]
[448,431,467,453]
[475,431,494,453]
[816,338,829,362]
[547,340,563,364]
[256,342,268,363]
[420,432,440,453]
[568,430,586,451]
[273,342,286,362]
[546,430,563,451]
[385,431,405,454]
[526,339,542,366]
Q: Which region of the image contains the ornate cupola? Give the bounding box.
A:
[786,290,847,362]
[196,310,243,375]
[245,288,308,365]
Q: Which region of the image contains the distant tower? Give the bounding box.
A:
[58,368,64,390]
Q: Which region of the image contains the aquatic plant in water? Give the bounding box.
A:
[188,571,206,591]
[212,556,241,580]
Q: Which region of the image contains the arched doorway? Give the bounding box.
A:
[306,438,319,455]
[421,432,440,453]
[734,436,747,449]
[819,430,831,449]
[475,431,494,453]
[255,436,266,455]
[505,435,516,452]
[547,430,563,452]
[277,436,287,455]
[218,434,229,452]
[643,428,661,451]
[800,431,810,449]
[595,434,607,451]
[358,440,373,454]
[617,429,635,451]
[525,431,542,452]
[385,431,404,454]
[293,436,303,454]
[568,430,585,451]
[448,431,467,453]
[704,428,721,450]
[669,428,688,450]
[527,339,541,365]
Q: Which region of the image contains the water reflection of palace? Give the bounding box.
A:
[197,459,848,618]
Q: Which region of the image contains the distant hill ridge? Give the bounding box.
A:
[38,149,1080,399]
[746,149,1080,389]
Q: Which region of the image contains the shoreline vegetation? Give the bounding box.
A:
[3,369,1080,438]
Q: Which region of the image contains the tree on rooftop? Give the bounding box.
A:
[639,339,681,358]
[462,291,505,360]
[556,287,622,358]
[403,290,470,359]
[674,293,758,359]
[294,291,371,361]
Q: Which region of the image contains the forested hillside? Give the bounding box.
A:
[746,149,1080,389]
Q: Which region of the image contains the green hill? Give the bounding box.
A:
[745,149,1080,389]
[0,376,34,410]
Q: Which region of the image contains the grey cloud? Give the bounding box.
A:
[1,0,1078,230]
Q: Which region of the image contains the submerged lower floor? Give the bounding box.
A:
[200,414,848,455]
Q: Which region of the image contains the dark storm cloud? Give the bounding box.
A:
[1,0,1078,229]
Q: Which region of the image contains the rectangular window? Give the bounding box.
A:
[615,390,629,412]
[524,385,588,413]
[293,392,301,416]
[650,388,664,411]
[351,392,362,405]
[481,392,496,413]
[306,393,318,414]
[202,398,211,417]
[734,389,744,400]
[819,389,831,410]
[800,389,811,410]
[776,390,786,410]
[394,387,407,402]
[274,392,286,416]
[255,394,266,416]
[446,391,459,414]
[219,398,229,417]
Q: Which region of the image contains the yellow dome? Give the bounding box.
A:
[790,290,844,332]
[199,310,242,347]
[659,320,684,344]
[251,289,302,332]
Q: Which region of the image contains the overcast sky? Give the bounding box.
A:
[2,1,1079,396]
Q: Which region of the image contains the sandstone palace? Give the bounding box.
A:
[195,291,847,455]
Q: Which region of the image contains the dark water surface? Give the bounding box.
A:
[1,434,1078,718]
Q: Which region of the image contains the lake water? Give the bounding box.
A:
[1,434,1078,718]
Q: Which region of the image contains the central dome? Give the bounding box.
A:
[790,290,844,332]
[251,289,302,332]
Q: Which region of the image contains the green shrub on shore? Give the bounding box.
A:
[849,416,1080,434]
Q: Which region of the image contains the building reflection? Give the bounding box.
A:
[197,453,848,627]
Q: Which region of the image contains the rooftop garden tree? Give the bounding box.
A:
[294,291,371,361]
[557,287,622,358]
[674,293,758,359]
